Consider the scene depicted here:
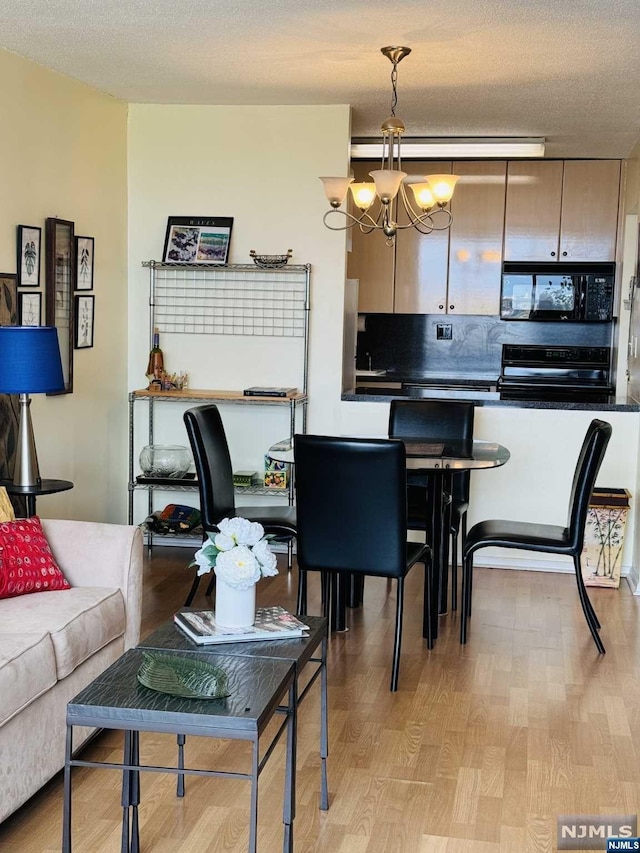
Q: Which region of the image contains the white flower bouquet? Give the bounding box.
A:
[191,517,278,590]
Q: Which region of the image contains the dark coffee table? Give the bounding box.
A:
[63,648,296,853]
[139,614,329,810]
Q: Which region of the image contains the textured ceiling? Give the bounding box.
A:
[2,0,640,157]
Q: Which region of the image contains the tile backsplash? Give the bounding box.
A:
[356,314,614,377]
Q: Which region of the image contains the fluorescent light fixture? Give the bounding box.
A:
[350,137,546,159]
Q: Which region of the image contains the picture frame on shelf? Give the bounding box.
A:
[45,217,75,393]
[74,294,94,349]
[19,291,41,326]
[0,273,18,326]
[17,225,41,287]
[162,216,233,265]
[75,236,94,290]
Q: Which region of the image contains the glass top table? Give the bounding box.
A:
[268,436,510,646]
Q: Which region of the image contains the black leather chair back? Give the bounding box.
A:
[389,400,474,442]
[567,418,613,550]
[294,435,408,578]
[183,405,236,528]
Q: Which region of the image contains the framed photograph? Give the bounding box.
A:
[74,294,94,349]
[75,236,94,290]
[162,216,233,265]
[17,225,41,287]
[18,291,41,326]
[0,273,18,326]
[45,217,75,394]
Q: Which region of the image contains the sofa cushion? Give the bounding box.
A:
[0,632,57,726]
[0,516,70,599]
[0,587,126,679]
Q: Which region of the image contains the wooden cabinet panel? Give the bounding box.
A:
[504,161,563,261]
[394,161,451,314]
[560,160,621,261]
[447,161,506,315]
[347,161,395,313]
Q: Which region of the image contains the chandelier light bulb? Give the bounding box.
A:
[425,174,460,204]
[409,183,436,211]
[319,176,354,208]
[350,183,377,210]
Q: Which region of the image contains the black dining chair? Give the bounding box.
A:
[459,418,612,652]
[294,434,430,692]
[183,404,297,606]
[389,399,475,611]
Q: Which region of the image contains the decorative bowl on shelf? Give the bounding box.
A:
[249,249,293,268]
[139,445,192,478]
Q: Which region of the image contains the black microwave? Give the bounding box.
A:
[500,262,615,322]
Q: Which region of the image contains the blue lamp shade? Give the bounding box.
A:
[0,326,65,394]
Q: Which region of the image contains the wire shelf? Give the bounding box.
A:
[144,262,309,338]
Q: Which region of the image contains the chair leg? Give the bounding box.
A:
[391,576,405,692]
[296,568,307,615]
[450,529,458,612]
[572,555,605,653]
[460,553,473,644]
[184,572,201,607]
[204,573,216,598]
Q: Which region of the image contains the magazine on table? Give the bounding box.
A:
[174,606,310,645]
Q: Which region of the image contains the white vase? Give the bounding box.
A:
[215,581,256,628]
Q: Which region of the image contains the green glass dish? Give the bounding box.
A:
[137,651,229,699]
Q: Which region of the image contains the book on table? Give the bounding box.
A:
[242,387,298,397]
[174,606,310,645]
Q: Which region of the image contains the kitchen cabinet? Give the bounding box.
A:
[504,160,621,262]
[446,161,506,315]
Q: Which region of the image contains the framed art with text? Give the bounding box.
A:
[19,291,41,326]
[45,217,74,393]
[17,225,41,287]
[75,236,94,290]
[74,294,94,349]
[162,216,233,264]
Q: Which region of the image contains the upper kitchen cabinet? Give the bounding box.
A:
[559,160,621,261]
[447,161,506,314]
[504,160,621,262]
[394,160,452,314]
[346,161,395,313]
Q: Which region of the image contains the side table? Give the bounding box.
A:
[139,614,329,810]
[0,478,74,517]
[64,648,296,853]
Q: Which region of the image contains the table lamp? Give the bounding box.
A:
[0,326,65,487]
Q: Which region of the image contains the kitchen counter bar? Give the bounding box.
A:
[342,388,639,411]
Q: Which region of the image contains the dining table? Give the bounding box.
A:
[267,436,510,648]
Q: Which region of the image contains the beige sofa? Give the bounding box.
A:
[0,519,143,823]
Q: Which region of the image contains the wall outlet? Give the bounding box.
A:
[436,324,453,340]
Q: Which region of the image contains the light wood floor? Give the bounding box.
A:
[1,547,640,852]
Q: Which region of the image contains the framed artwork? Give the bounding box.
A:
[162,216,233,265]
[74,294,94,349]
[0,273,18,326]
[45,217,75,394]
[17,225,41,287]
[19,291,41,326]
[75,236,94,290]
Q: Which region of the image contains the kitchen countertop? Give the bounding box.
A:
[342,386,640,411]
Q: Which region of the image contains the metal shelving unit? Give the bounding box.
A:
[129,262,311,544]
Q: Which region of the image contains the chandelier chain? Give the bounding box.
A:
[390,61,398,117]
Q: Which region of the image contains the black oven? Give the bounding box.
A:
[500,262,615,322]
[498,345,613,402]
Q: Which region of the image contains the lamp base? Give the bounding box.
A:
[13,393,41,488]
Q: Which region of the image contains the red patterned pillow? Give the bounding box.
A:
[0,516,71,599]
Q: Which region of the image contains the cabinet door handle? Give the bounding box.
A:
[550,251,556,257]
[562,251,568,256]
[438,304,444,310]
[449,305,455,310]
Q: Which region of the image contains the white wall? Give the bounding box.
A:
[0,49,129,522]
[127,104,350,521]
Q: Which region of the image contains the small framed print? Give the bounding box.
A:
[74,294,94,349]
[0,273,17,326]
[19,291,41,326]
[162,216,233,265]
[75,236,94,290]
[17,225,42,287]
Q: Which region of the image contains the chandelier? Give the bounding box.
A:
[320,46,460,246]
